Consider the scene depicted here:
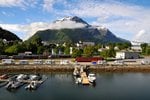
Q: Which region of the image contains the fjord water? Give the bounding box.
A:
[1,73,150,100]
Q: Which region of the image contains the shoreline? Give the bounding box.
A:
[1,64,150,73]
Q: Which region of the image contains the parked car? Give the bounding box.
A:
[97,60,107,65]
[114,60,124,65]
[141,59,150,65]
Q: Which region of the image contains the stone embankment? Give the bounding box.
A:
[0,64,150,73]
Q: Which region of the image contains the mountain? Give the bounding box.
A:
[29,16,128,44]
[0,27,21,41]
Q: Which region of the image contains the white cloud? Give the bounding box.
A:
[134,30,150,43]
[0,0,38,9]
[0,20,87,40]
[59,0,150,42]
[0,0,26,7]
[43,0,55,12]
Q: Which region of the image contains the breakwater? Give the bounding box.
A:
[1,64,150,73]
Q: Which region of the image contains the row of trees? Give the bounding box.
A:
[3,36,149,58]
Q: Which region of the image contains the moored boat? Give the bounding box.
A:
[25,81,39,90]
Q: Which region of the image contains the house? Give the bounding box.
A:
[76,41,95,48]
[131,41,142,52]
[116,51,140,59]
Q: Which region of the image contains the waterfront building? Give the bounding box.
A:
[116,51,140,59]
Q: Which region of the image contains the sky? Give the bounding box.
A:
[0,0,150,42]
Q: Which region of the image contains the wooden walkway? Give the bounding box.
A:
[80,72,90,85]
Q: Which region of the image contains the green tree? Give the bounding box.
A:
[72,48,83,58]
[141,43,148,54]
[83,46,95,57]
[64,47,70,55]
[5,44,24,54]
[145,46,150,55]
[0,39,4,54]
[37,46,45,54]
[100,48,116,58]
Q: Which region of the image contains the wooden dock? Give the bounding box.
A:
[80,72,90,85]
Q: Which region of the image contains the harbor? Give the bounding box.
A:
[1,72,150,100]
[0,74,48,90]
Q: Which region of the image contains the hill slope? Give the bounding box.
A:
[0,27,21,41]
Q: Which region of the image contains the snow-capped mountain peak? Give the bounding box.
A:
[53,16,89,26]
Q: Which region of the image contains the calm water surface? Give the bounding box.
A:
[1,72,150,100]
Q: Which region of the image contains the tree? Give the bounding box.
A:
[72,48,83,58]
[100,48,116,58]
[0,39,4,54]
[83,46,95,57]
[145,46,150,55]
[5,44,24,54]
[64,47,70,55]
[141,43,148,54]
[37,46,45,54]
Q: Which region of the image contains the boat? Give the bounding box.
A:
[88,73,96,83]
[29,74,42,81]
[73,67,79,76]
[0,81,8,87]
[0,74,8,79]
[25,81,39,90]
[5,74,26,89]
[73,66,96,85]
[16,74,28,81]
[25,74,42,90]
[5,80,24,89]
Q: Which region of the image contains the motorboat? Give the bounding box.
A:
[0,74,8,79]
[0,81,8,87]
[16,74,28,81]
[29,74,42,81]
[88,73,96,83]
[73,67,79,76]
[25,81,39,90]
[5,80,24,89]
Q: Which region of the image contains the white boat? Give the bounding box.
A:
[25,81,39,90]
[88,73,96,83]
[29,74,42,81]
[10,81,24,89]
[5,81,24,89]
[16,74,28,81]
[73,67,79,76]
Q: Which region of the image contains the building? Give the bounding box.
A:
[131,41,142,52]
[76,41,95,48]
[116,51,140,59]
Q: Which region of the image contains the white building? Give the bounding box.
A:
[131,41,142,52]
[116,51,140,59]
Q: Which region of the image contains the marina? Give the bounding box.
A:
[0,74,47,90]
[1,72,150,100]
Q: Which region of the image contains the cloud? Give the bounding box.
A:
[43,0,56,12]
[0,20,87,40]
[58,0,150,42]
[0,0,38,9]
[1,0,150,42]
[134,30,150,43]
[0,0,26,8]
